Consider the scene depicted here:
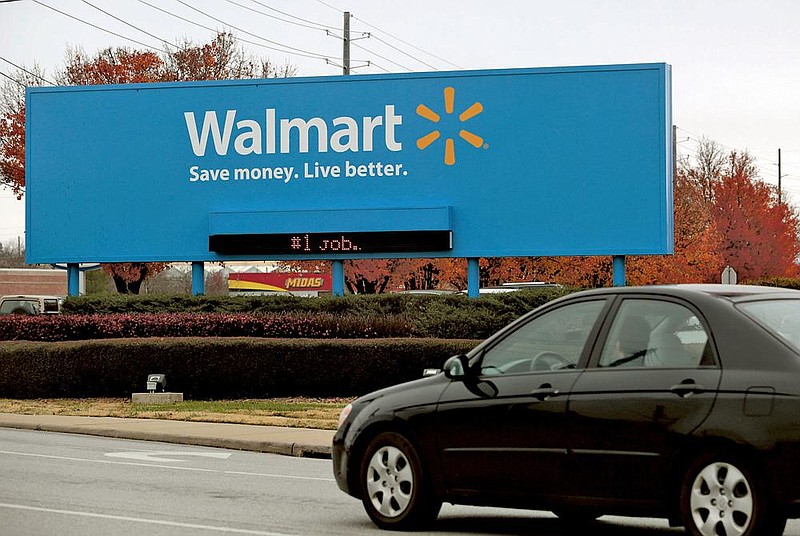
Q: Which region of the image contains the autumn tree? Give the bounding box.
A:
[162,32,296,82]
[0,67,47,198]
[627,142,798,284]
[711,152,800,280]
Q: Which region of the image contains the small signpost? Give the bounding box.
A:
[721,265,738,285]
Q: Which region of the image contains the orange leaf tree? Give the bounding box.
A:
[0,104,25,199]
[0,67,47,198]
[711,152,800,280]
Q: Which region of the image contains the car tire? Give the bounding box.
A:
[679,453,787,536]
[360,431,442,530]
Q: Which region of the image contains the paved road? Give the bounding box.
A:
[2,428,799,535]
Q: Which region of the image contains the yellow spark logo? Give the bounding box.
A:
[416,87,485,166]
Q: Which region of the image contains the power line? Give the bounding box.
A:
[135,0,333,62]
[313,0,341,14]
[172,0,335,60]
[0,70,26,88]
[241,0,338,31]
[351,41,413,72]
[369,34,437,70]
[32,0,167,54]
[312,0,461,70]
[223,0,325,31]
[367,61,391,74]
[80,0,177,49]
[351,14,462,70]
[0,56,55,85]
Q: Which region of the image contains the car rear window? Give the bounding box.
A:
[42,299,61,313]
[738,299,800,352]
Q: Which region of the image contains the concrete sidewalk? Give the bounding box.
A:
[0,413,335,458]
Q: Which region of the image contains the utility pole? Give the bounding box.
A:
[672,125,677,179]
[342,11,350,75]
[325,11,367,75]
[331,11,351,296]
[778,148,782,205]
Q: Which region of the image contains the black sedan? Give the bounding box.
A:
[333,284,800,535]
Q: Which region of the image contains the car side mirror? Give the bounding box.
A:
[443,354,469,380]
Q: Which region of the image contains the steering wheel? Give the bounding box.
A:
[530,351,571,371]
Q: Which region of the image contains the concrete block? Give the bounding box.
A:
[131,392,184,404]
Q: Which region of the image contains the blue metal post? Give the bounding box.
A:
[467,258,480,298]
[67,263,80,296]
[332,260,345,296]
[612,255,626,287]
[191,261,205,295]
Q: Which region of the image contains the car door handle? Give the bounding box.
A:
[530,384,560,401]
[670,380,706,397]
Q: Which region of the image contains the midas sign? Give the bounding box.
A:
[285,277,326,289]
[228,273,332,293]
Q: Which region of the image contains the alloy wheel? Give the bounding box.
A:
[365,445,414,518]
[688,462,753,536]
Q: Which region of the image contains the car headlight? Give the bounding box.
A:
[337,403,353,430]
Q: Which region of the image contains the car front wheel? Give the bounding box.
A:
[360,431,441,530]
[680,455,786,536]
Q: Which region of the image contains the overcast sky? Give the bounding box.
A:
[2,0,800,246]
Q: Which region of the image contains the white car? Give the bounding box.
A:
[0,295,63,315]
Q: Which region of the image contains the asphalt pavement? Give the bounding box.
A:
[0,413,334,458]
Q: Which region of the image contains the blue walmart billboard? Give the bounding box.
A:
[26,63,672,263]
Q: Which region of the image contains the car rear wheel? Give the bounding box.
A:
[360,431,441,530]
[680,455,786,536]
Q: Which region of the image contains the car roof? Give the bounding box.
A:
[0,295,64,300]
[567,284,800,303]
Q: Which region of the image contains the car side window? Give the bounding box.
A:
[599,299,711,368]
[479,300,605,375]
[0,299,38,315]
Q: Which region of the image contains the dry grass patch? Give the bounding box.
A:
[0,397,351,430]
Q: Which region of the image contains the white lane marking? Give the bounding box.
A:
[0,450,335,482]
[105,450,232,462]
[0,502,298,535]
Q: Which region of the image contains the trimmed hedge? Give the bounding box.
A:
[0,312,412,342]
[42,287,576,341]
[0,289,574,399]
[0,338,479,399]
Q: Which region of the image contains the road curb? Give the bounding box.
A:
[0,414,333,459]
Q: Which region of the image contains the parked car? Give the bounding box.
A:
[333,284,800,535]
[0,295,63,315]
[460,281,563,295]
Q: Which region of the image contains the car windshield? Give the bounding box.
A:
[738,299,800,352]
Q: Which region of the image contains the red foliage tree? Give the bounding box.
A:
[0,104,25,199]
[0,67,46,198]
[711,155,800,280]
